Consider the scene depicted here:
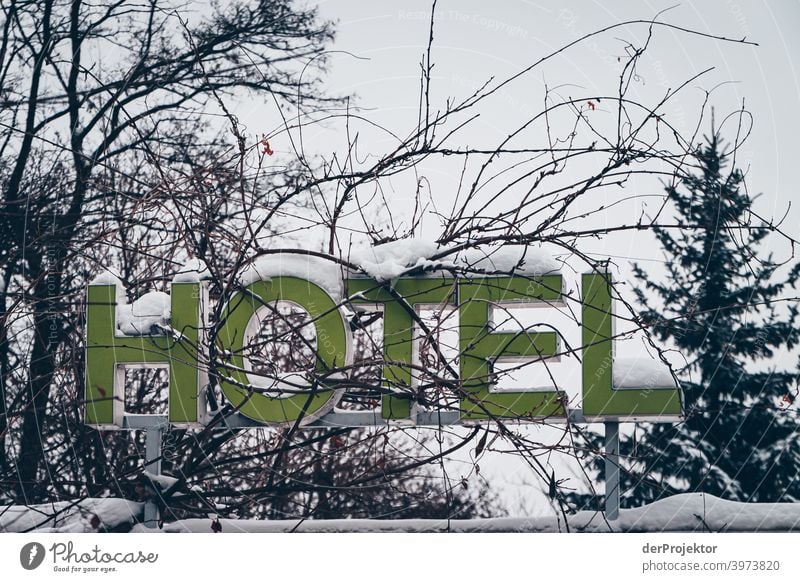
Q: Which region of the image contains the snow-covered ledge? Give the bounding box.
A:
[4,493,799,532]
[136,494,799,533]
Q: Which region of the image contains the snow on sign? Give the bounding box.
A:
[83,254,682,429]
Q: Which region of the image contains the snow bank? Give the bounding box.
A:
[457,245,560,276]
[613,356,677,389]
[173,257,211,282]
[0,498,143,533]
[350,238,441,281]
[349,239,560,282]
[612,491,800,532]
[117,291,171,335]
[130,493,800,533]
[238,254,345,301]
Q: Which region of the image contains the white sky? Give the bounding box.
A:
[312,0,800,231]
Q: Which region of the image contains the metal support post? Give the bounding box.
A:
[604,421,620,521]
[143,425,163,528]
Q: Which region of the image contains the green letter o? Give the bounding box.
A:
[217,277,350,425]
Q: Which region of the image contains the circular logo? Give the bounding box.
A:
[19,542,46,570]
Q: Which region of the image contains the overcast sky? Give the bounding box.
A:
[311,0,800,233]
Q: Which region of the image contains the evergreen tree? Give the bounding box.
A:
[578,130,800,507]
